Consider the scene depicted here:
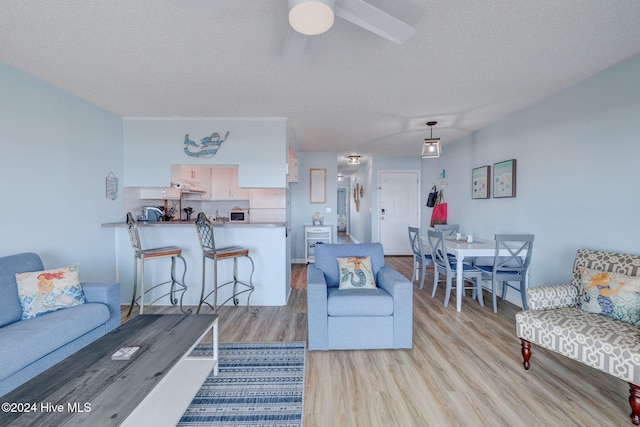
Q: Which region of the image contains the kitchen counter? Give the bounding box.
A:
[102,221,291,307]
[102,220,287,228]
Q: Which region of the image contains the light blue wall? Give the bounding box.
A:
[0,61,124,280]
[347,160,373,244]
[123,118,287,188]
[289,152,338,262]
[421,53,640,291]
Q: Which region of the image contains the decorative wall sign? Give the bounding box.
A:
[183,131,229,158]
[353,182,361,212]
[472,165,490,199]
[310,168,326,203]
[493,159,517,198]
[105,171,118,200]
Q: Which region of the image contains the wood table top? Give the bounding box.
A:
[0,314,217,426]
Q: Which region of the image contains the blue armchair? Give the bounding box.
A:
[307,243,413,350]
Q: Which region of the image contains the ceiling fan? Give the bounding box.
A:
[284,0,416,63]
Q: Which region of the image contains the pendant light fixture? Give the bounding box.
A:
[346,155,361,165]
[422,121,442,158]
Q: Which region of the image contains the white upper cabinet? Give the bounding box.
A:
[208,166,250,201]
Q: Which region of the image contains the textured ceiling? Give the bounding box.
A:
[1,1,640,173]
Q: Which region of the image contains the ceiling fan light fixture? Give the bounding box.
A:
[422,121,442,158]
[289,0,335,36]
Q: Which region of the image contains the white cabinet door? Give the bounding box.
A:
[231,168,250,200]
[209,166,249,200]
[209,167,233,200]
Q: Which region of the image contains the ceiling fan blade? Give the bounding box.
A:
[283,27,309,64]
[334,0,416,44]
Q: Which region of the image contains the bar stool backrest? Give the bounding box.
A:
[126,212,143,257]
[195,212,217,254]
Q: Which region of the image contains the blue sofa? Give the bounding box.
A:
[307,243,413,350]
[0,252,120,397]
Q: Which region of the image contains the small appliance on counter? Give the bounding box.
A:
[183,207,194,221]
[229,207,249,223]
[143,206,163,222]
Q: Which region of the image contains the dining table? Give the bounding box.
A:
[421,236,527,312]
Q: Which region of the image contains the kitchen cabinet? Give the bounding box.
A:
[287,158,298,183]
[171,165,209,193]
[305,225,332,264]
[208,166,250,201]
[287,144,298,183]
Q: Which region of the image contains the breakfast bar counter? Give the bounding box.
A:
[102,221,291,308]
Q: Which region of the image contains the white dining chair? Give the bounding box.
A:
[408,226,432,289]
[476,234,534,312]
[434,224,459,237]
[426,230,484,308]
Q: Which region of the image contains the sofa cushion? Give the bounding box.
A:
[578,267,640,326]
[516,307,640,384]
[0,303,110,382]
[338,256,376,290]
[16,264,86,320]
[327,287,393,316]
[0,253,44,328]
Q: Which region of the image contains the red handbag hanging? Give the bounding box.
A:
[430,190,447,227]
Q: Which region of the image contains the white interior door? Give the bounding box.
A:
[379,171,419,255]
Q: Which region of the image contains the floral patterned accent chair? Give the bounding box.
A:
[516,249,640,425]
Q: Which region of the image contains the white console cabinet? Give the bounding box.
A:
[305,225,332,264]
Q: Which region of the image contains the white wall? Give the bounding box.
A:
[0,61,124,280]
[421,53,640,290]
[123,118,287,188]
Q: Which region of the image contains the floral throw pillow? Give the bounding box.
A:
[338,256,377,290]
[16,264,86,319]
[578,266,640,326]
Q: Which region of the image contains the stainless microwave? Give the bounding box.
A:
[229,209,249,222]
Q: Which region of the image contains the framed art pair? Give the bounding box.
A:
[472,159,516,199]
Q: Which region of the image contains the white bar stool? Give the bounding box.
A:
[194,212,255,314]
[125,212,189,316]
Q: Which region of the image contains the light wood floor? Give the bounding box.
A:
[122,256,630,426]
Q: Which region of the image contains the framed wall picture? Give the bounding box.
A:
[471,165,490,199]
[493,159,517,198]
[310,168,326,203]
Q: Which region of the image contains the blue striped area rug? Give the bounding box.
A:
[177,341,305,427]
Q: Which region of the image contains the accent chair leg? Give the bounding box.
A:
[629,383,640,426]
[520,338,531,370]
